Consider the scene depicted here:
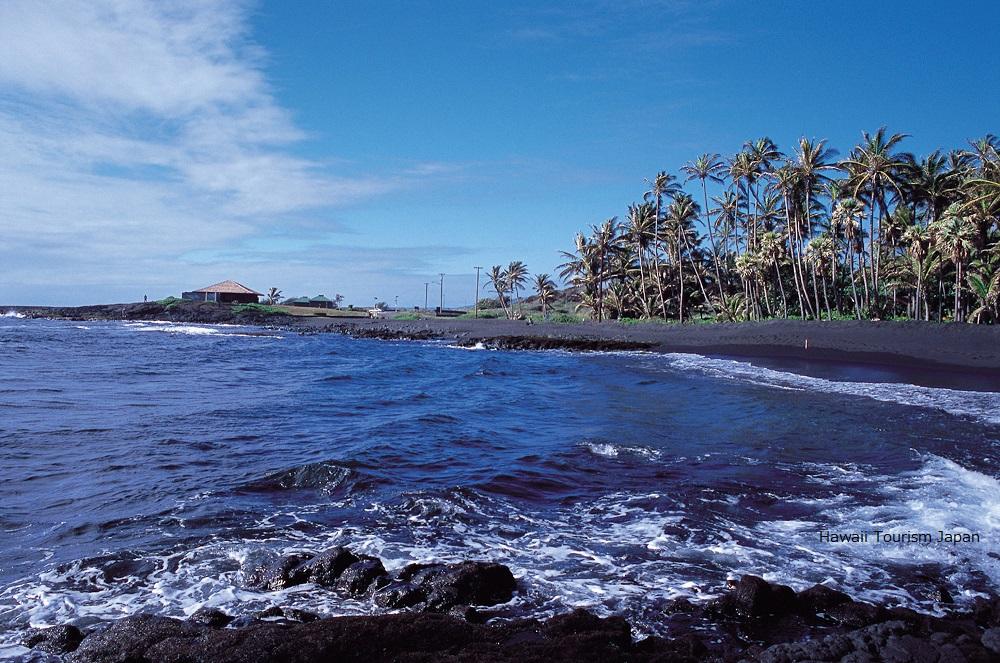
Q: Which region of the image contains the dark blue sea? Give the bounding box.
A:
[1,316,998,656]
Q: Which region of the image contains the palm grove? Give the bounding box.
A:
[496,129,999,324]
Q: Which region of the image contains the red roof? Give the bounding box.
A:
[192,280,262,295]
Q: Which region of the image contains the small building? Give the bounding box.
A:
[309,295,335,309]
[182,280,262,304]
[283,297,310,307]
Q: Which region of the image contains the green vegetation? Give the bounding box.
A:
[231,303,283,315]
[549,313,583,324]
[393,312,421,321]
[157,296,183,310]
[458,309,504,319]
[550,131,1000,324]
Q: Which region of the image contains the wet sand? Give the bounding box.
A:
[302,317,1000,374]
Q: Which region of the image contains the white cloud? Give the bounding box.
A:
[0,0,437,303]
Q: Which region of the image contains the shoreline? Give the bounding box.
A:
[320,316,1000,376]
[9,301,1000,375]
[15,548,1000,662]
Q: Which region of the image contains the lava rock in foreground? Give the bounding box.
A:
[21,560,1000,662]
[242,547,516,615]
[335,324,442,341]
[464,335,655,352]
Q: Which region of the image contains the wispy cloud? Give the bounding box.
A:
[0,0,445,303]
[502,0,731,65]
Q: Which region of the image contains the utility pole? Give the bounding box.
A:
[474,266,483,318]
[438,273,445,313]
[424,282,429,310]
[394,295,398,310]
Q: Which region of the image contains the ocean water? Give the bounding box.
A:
[1,318,998,654]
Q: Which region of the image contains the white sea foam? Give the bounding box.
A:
[1,310,25,318]
[747,454,1000,607]
[446,342,487,351]
[657,353,1000,424]
[1,455,996,646]
[582,441,662,460]
[124,322,281,339]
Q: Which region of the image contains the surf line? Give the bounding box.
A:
[819,530,982,545]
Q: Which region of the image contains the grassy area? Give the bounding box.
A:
[548,312,584,323]
[231,303,284,315]
[457,309,506,319]
[272,305,370,317]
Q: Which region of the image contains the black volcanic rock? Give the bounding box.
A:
[465,336,654,352]
[21,624,84,654]
[751,619,995,663]
[372,579,427,609]
[335,558,389,596]
[394,560,518,612]
[708,575,798,618]
[824,599,890,628]
[256,606,320,623]
[338,325,440,341]
[68,614,203,662]
[63,610,701,663]
[795,583,852,615]
[983,627,1000,655]
[287,546,359,586]
[244,552,314,591]
[31,300,294,326]
[43,574,1000,663]
[188,607,234,628]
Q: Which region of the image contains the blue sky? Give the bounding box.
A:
[2,1,999,306]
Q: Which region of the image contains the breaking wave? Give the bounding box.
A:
[658,353,1000,424]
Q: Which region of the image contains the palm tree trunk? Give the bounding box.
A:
[832,238,841,315]
[782,194,808,317]
[804,187,823,317]
[866,185,877,315]
[681,229,715,315]
[701,180,725,302]
[651,197,668,320]
[821,268,832,320]
[848,244,862,319]
[954,258,962,322]
[635,241,648,317]
[774,258,788,317]
[677,241,685,324]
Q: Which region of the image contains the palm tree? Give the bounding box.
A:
[644,172,681,319]
[266,287,282,305]
[794,138,838,316]
[840,127,913,313]
[533,273,558,318]
[830,199,862,317]
[901,224,933,319]
[555,129,997,325]
[589,218,621,322]
[683,153,727,301]
[967,251,1000,323]
[911,151,959,225]
[667,194,714,317]
[623,202,657,316]
[506,261,529,316]
[770,165,812,317]
[931,203,976,321]
[487,265,511,319]
[758,230,788,316]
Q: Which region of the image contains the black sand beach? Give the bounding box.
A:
[15,301,999,372]
[314,317,1000,373]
